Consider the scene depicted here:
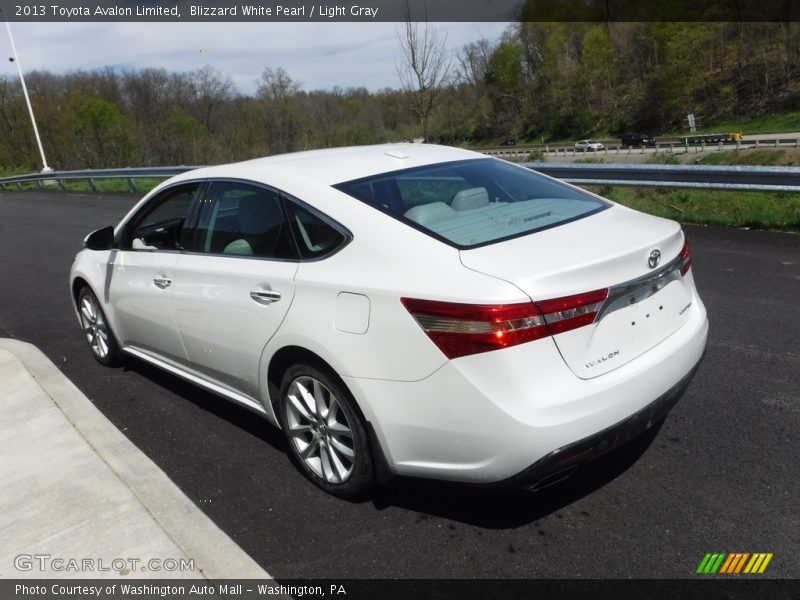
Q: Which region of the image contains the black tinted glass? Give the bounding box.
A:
[191,181,295,259]
[129,184,199,251]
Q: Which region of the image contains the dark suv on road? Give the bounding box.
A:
[620,133,656,147]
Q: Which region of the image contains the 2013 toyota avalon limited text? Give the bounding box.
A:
[70,144,708,499]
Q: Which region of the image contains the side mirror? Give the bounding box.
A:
[83,226,115,251]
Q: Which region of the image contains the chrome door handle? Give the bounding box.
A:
[153,277,172,289]
[250,289,281,304]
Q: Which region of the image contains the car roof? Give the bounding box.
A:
[172,143,483,187]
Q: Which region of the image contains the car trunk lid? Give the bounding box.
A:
[459,206,695,378]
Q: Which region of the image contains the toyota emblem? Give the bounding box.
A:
[648,249,661,269]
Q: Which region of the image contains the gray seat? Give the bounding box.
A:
[451,187,489,211]
[403,202,457,227]
[223,194,284,256]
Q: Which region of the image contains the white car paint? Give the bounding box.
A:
[70,143,707,490]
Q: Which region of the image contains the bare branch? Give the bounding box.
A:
[395,0,453,140]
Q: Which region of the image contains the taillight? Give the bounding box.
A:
[679,238,692,275]
[401,288,609,359]
[536,289,609,335]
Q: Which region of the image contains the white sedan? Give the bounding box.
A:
[70,144,707,499]
[575,139,605,151]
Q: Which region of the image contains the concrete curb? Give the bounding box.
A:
[0,338,270,580]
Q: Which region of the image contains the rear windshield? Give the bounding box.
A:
[334,158,608,249]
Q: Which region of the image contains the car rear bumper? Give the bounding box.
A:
[344,294,708,484]
[489,355,702,490]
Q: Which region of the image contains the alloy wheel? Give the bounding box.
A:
[79,293,110,360]
[284,375,357,484]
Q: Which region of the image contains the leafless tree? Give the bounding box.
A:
[395,0,453,141]
[189,65,236,132]
[257,67,304,153]
[457,38,492,86]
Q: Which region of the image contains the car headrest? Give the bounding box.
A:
[404,202,456,227]
[451,187,489,211]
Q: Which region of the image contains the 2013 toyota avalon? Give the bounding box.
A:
[70,144,708,499]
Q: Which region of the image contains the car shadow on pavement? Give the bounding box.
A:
[370,422,663,529]
[121,357,287,451]
[120,355,662,529]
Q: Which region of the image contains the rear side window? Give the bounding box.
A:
[284,200,347,259]
[334,158,608,248]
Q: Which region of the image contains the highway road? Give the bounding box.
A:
[484,132,800,164]
[0,191,797,579]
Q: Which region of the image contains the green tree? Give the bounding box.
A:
[72,97,134,168]
[162,107,208,165]
[485,40,524,135]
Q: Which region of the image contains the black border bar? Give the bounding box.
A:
[2,0,800,22]
[3,579,798,600]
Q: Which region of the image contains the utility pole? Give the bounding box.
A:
[4,20,52,172]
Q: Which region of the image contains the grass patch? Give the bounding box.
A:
[1,176,164,194]
[647,153,681,164]
[706,112,800,135]
[0,166,29,177]
[527,150,547,161]
[584,186,800,232]
[64,178,163,194]
[697,148,800,166]
[666,111,800,137]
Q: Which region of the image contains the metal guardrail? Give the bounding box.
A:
[0,166,200,192]
[0,162,798,194]
[526,162,800,193]
[482,137,800,161]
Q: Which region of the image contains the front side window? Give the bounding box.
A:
[190,181,295,259]
[126,183,200,251]
[334,158,608,248]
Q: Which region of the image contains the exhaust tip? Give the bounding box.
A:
[525,465,579,492]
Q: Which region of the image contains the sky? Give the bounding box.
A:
[0,22,510,94]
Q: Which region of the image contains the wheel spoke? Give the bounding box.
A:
[80,299,95,324]
[96,333,108,357]
[320,442,337,482]
[288,390,315,422]
[327,421,353,438]
[288,422,312,436]
[296,381,318,418]
[329,435,354,459]
[326,396,340,424]
[312,379,327,419]
[298,437,319,460]
[326,442,349,481]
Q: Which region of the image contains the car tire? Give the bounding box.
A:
[278,362,375,500]
[77,286,122,366]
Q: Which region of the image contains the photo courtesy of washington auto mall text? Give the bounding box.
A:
[13,582,346,598]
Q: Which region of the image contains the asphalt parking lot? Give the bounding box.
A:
[0,190,797,578]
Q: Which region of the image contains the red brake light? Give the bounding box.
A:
[679,238,692,275]
[401,288,609,359]
[536,288,609,335]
